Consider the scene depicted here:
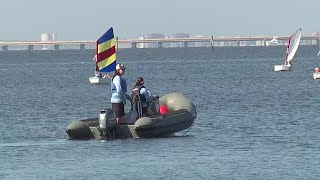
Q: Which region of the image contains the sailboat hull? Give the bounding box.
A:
[274,65,291,72]
[313,72,320,79]
[89,77,108,84]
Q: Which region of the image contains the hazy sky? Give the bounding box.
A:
[0,0,319,41]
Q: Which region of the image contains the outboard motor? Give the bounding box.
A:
[98,108,116,140]
[99,110,108,138]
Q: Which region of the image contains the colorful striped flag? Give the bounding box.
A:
[96,27,116,72]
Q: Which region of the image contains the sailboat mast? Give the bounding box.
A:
[95,40,99,72]
[286,28,302,64]
[285,37,291,64]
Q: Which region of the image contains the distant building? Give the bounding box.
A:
[144,33,166,39]
[40,33,57,50]
[311,33,320,45]
[137,36,145,48]
[171,33,190,38]
[142,33,166,48]
[41,33,57,42]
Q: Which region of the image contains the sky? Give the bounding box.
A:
[0,0,319,41]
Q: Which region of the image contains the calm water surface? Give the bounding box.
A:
[1,46,320,179]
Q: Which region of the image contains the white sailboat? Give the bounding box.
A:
[313,50,320,79]
[274,28,302,72]
[88,74,108,84]
[89,55,108,84]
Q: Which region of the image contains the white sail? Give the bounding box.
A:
[286,28,302,63]
[317,50,320,57]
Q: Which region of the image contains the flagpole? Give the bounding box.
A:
[96,39,99,72]
[211,35,214,53]
[116,36,119,54]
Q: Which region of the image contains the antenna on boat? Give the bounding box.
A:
[116,36,119,54]
[211,35,214,52]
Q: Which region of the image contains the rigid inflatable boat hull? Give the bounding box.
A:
[66,118,98,139]
[66,92,197,140]
[134,110,195,138]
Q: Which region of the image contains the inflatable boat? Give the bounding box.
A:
[66,92,197,140]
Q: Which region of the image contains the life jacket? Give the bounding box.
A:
[110,75,127,93]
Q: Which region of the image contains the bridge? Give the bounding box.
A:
[0,36,319,50]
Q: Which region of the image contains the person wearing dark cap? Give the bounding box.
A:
[132,77,154,117]
[110,63,130,124]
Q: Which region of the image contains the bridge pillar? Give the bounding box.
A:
[131,42,137,48]
[157,42,163,48]
[183,42,188,48]
[317,38,320,47]
[263,40,266,46]
[2,45,8,51]
[237,40,240,46]
[27,45,34,51]
[80,44,85,50]
[53,44,59,50]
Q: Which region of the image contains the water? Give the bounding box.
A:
[1,46,320,179]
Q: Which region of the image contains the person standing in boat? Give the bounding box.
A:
[132,77,155,116]
[110,63,130,124]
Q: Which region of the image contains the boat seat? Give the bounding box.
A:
[123,109,138,124]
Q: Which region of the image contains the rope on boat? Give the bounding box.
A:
[183,120,194,136]
[183,104,197,136]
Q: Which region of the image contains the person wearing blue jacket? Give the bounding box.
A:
[110,63,130,124]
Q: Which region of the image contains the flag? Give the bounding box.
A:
[96,27,116,72]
